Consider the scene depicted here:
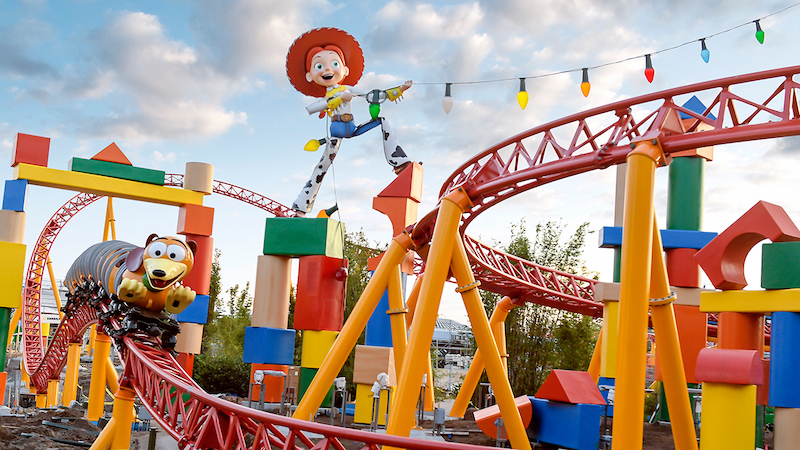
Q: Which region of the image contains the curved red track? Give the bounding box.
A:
[19,65,800,448]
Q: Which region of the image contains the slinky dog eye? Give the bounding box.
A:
[148,242,167,258]
[167,244,186,262]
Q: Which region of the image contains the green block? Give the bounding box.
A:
[263,217,344,258]
[298,366,333,407]
[666,156,704,231]
[69,157,165,185]
[761,241,800,289]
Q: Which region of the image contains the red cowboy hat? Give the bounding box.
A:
[286,27,365,98]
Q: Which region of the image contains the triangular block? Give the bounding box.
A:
[378,162,422,202]
[91,142,132,165]
[534,369,606,405]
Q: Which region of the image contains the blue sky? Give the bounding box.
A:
[2,0,800,322]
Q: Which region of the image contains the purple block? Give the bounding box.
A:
[529,397,603,450]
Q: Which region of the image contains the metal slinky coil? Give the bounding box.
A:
[64,240,137,295]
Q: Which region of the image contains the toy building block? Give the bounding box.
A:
[0,242,26,308]
[353,345,397,386]
[535,370,606,405]
[774,407,800,450]
[474,395,533,440]
[263,217,344,258]
[365,290,393,347]
[377,161,422,202]
[696,201,800,290]
[184,162,214,195]
[354,383,392,425]
[699,382,757,450]
[0,210,26,244]
[91,143,131,165]
[666,155,705,230]
[599,226,716,249]
[251,255,291,329]
[175,294,209,324]
[762,241,800,289]
[69,157,166,185]
[769,312,800,408]
[757,358,770,406]
[528,397,604,450]
[174,323,204,354]
[666,248,701,288]
[0,372,6,404]
[2,179,28,212]
[695,348,763,385]
[14,163,204,206]
[655,305,707,384]
[298,367,333,408]
[179,234,213,295]
[177,204,214,236]
[242,327,295,365]
[12,133,50,167]
[373,197,419,236]
[294,255,347,331]
[175,352,195,376]
[249,364,288,403]
[300,330,338,369]
[717,311,765,351]
[701,289,800,314]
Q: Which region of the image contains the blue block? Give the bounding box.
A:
[597,376,615,417]
[243,327,295,365]
[769,312,800,408]
[679,95,716,120]
[175,294,209,324]
[529,397,604,450]
[3,179,28,212]
[365,288,393,347]
[599,226,716,250]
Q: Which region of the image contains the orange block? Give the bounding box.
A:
[0,372,6,404]
[180,234,213,295]
[177,204,214,236]
[718,312,764,353]
[757,358,770,406]
[12,133,50,167]
[249,364,288,403]
[534,369,606,405]
[372,197,418,236]
[175,353,195,377]
[654,305,707,384]
[91,142,132,165]
[377,162,422,202]
[695,201,800,290]
[473,395,532,440]
[695,348,763,385]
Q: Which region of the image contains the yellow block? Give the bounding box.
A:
[0,241,26,308]
[701,289,800,313]
[774,407,800,450]
[14,163,204,206]
[600,299,619,378]
[0,210,26,244]
[300,330,338,369]
[174,323,204,354]
[699,382,756,450]
[354,382,394,425]
[353,345,397,386]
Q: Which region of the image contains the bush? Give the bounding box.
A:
[193,353,251,397]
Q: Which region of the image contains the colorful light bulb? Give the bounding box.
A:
[700,39,710,63]
[755,20,765,44]
[517,78,529,109]
[442,83,453,114]
[644,54,655,83]
[580,68,590,97]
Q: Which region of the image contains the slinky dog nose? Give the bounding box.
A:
[153,269,166,277]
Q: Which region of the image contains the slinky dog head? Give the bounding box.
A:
[127,234,196,291]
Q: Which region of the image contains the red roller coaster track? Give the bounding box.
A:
[18,65,800,449]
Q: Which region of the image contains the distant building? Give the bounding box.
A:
[431,317,474,368]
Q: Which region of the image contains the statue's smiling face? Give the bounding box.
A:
[306,50,349,87]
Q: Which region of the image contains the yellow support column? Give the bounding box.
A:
[88,324,97,356]
[587,331,603,383]
[46,379,59,407]
[612,139,663,450]
[88,332,111,422]
[46,259,64,320]
[105,357,120,393]
[600,299,619,378]
[7,306,21,347]
[109,386,136,450]
[62,342,81,406]
[293,233,412,421]
[387,265,408,369]
[35,389,46,408]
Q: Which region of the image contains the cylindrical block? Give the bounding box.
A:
[174,323,204,354]
[666,248,701,288]
[699,383,756,450]
[184,162,214,194]
[251,255,291,328]
[667,156,704,231]
[180,234,213,295]
[770,312,800,408]
[0,210,26,243]
[774,407,800,450]
[718,312,763,353]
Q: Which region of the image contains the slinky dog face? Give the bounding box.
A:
[142,236,195,291]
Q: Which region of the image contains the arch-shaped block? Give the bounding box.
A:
[695,201,800,290]
[695,348,763,385]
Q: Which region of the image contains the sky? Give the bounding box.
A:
[2,0,800,324]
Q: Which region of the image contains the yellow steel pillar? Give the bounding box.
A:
[612,139,664,449]
[109,386,136,450]
[404,274,434,410]
[88,332,112,422]
[648,212,698,450]
[46,379,59,407]
[293,233,413,421]
[588,331,603,383]
[6,306,20,349]
[46,259,64,320]
[35,389,46,407]
[600,299,619,378]
[62,342,81,406]
[387,265,408,369]
[88,324,97,356]
[105,357,120,393]
[103,196,117,241]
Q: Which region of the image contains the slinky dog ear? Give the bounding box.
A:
[146,233,159,246]
[187,240,197,256]
[126,247,144,272]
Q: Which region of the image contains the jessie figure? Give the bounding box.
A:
[286,27,413,216]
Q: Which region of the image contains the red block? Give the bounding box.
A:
[377,162,422,202]
[655,305,707,384]
[294,255,347,331]
[474,395,532,440]
[666,248,701,288]
[695,201,800,290]
[12,133,50,167]
[695,348,763,385]
[175,352,195,377]
[177,204,214,236]
[91,142,132,165]
[534,369,606,405]
[180,234,213,295]
[757,358,770,406]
